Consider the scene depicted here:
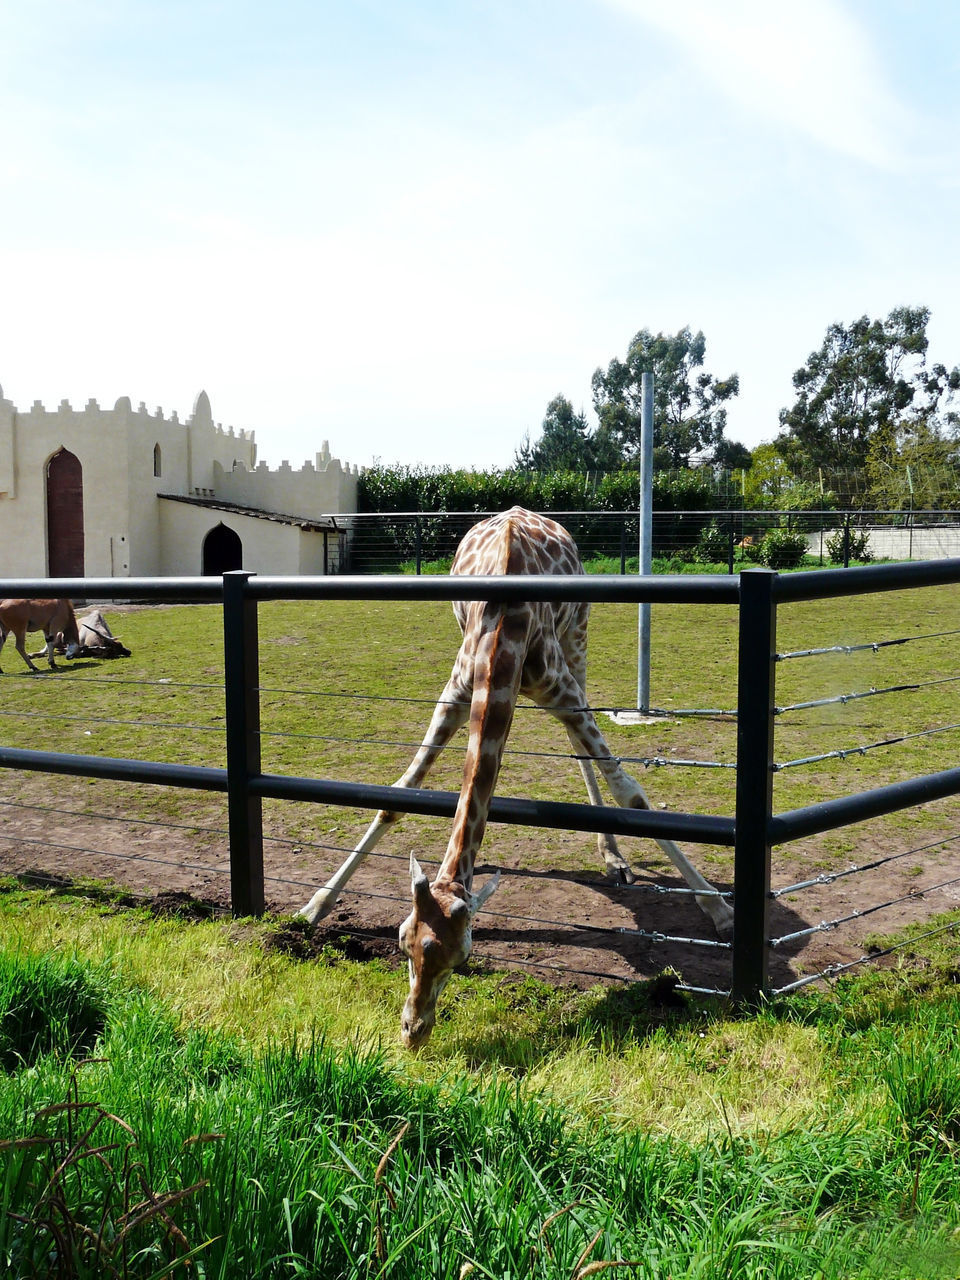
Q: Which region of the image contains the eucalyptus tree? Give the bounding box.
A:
[591,327,740,468]
[776,305,960,475]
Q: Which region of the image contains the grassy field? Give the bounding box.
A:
[0,574,958,879]
[1,574,960,1274]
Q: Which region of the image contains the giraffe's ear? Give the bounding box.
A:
[470,870,501,914]
[410,854,431,908]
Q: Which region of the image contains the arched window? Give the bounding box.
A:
[153,443,162,477]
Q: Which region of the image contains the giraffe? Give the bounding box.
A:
[300,507,733,1048]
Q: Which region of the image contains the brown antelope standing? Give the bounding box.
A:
[0,599,81,672]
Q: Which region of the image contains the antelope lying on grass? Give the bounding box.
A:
[73,609,131,658]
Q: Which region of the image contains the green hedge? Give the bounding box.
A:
[357,466,726,514]
[352,467,730,570]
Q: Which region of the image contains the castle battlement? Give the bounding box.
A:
[12,391,251,441]
[215,436,358,518]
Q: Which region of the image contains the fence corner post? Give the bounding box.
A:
[732,568,777,1004]
[222,569,265,918]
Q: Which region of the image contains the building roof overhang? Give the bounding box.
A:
[158,492,341,532]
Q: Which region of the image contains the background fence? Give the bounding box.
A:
[1,559,960,1000]
[340,509,960,573]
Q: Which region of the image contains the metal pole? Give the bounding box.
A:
[732,569,777,1003]
[637,371,653,710]
[222,570,265,917]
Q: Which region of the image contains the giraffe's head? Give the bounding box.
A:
[398,853,500,1049]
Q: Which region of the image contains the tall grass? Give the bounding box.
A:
[3,993,960,1278]
[0,948,112,1069]
[3,900,960,1276]
[0,889,827,1137]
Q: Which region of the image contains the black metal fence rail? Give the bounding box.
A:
[1,558,960,1002]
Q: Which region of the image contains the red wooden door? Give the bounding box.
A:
[46,449,84,577]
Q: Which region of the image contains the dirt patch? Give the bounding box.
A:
[1,779,958,997]
[266,916,400,965]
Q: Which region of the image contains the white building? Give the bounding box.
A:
[0,385,358,577]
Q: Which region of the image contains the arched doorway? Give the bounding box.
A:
[46,448,84,577]
[202,523,243,575]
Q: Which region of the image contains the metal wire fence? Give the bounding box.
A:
[340,509,960,573]
[0,559,959,1001]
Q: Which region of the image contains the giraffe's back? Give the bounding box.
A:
[451,507,583,577]
[450,508,588,671]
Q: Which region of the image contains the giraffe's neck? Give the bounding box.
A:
[436,604,529,892]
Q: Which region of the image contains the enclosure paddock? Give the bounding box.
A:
[1,561,960,999]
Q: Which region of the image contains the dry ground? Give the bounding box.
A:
[1,768,957,996]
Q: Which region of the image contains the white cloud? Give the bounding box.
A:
[601,0,913,169]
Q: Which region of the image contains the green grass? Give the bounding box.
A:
[2,895,960,1276]
[0,886,813,1136]
[2,578,957,858]
[0,946,113,1069]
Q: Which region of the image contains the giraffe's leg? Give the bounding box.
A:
[558,612,633,883]
[535,661,733,937]
[299,673,472,923]
[575,756,635,884]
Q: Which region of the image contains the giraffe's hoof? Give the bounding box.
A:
[298,887,340,924]
[604,862,636,886]
[702,898,734,940]
[715,908,735,941]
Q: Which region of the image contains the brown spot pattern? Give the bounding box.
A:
[403,508,633,1040]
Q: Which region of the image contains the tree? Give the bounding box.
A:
[591,327,740,468]
[741,442,833,512]
[776,305,960,476]
[514,395,617,471]
[712,437,753,471]
[866,418,960,509]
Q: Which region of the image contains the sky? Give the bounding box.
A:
[1,0,958,473]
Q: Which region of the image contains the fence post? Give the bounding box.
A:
[732,568,777,1003]
[727,518,735,575]
[819,506,824,565]
[637,372,654,711]
[222,570,265,917]
[415,518,423,575]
